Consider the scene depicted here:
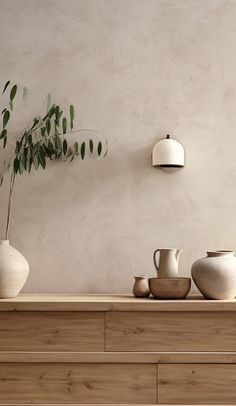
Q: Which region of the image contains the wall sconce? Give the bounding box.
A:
[152,134,185,171]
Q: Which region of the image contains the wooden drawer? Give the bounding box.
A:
[158,364,236,404]
[0,312,104,351]
[106,311,236,351]
[0,363,156,404]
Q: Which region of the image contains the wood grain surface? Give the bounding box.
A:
[106,311,236,351]
[158,363,236,404]
[0,363,156,404]
[0,311,104,351]
[0,294,235,311]
[1,351,236,364]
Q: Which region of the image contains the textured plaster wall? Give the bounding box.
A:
[0,0,236,293]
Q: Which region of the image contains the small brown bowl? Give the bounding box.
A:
[149,277,191,299]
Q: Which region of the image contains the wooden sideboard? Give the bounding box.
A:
[0,294,236,405]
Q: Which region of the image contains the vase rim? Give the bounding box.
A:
[134,274,147,279]
[157,248,181,251]
[207,250,234,257]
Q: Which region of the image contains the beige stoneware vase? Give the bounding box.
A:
[191,250,236,300]
[133,276,150,298]
[0,240,29,298]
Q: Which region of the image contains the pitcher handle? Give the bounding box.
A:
[153,249,160,274]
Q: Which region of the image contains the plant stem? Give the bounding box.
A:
[5,170,15,240]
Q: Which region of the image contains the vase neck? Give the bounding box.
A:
[0,240,9,246]
[207,250,234,257]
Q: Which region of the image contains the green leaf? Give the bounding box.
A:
[55,134,62,151]
[9,100,13,111]
[63,139,67,155]
[33,141,40,152]
[21,151,27,170]
[97,141,102,156]
[89,139,93,153]
[74,141,79,153]
[23,86,28,101]
[81,142,85,160]
[19,159,24,174]
[54,105,60,125]
[3,136,7,149]
[10,85,17,101]
[47,140,55,159]
[31,118,39,130]
[47,104,55,119]
[54,126,59,137]
[38,149,46,169]
[46,119,51,135]
[41,126,46,137]
[26,132,33,147]
[24,147,28,166]
[3,110,10,129]
[15,140,21,154]
[2,81,10,94]
[43,104,55,121]
[62,117,67,134]
[27,157,33,174]
[33,153,39,170]
[0,129,7,139]
[26,148,32,173]
[54,106,63,126]
[46,93,51,113]
[58,110,63,121]
[14,158,20,174]
[70,105,74,130]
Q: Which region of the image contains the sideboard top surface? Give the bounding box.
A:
[0,294,235,311]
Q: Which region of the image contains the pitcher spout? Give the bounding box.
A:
[175,249,182,264]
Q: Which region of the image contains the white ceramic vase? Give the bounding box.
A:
[0,240,29,298]
[191,251,236,300]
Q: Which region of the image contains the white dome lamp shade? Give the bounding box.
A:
[152,134,185,172]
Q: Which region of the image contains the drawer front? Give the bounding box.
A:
[0,363,156,404]
[158,364,236,404]
[0,312,104,351]
[106,311,236,351]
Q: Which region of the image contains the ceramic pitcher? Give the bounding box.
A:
[153,248,182,278]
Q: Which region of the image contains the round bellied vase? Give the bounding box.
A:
[133,275,150,298]
[191,250,236,300]
[0,240,29,298]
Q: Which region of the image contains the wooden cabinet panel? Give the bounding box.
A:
[158,364,236,404]
[0,363,156,404]
[106,311,236,351]
[0,312,104,351]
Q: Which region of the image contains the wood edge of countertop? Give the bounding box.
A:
[1,351,236,364]
[0,293,235,311]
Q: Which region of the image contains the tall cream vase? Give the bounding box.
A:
[0,240,29,298]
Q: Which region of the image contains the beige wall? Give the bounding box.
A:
[0,0,236,293]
